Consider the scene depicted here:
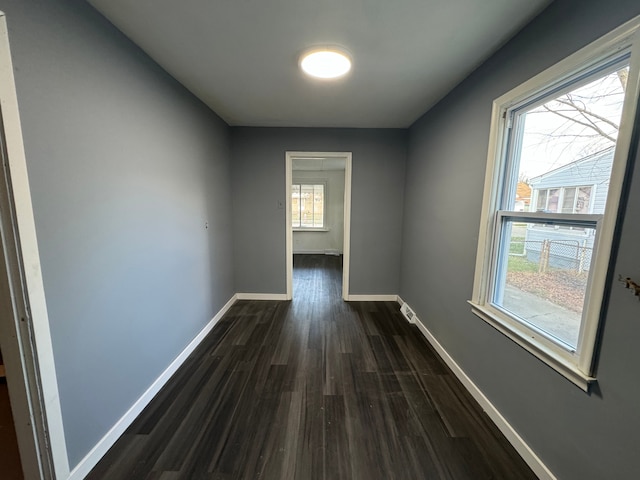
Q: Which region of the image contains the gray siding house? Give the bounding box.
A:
[524,147,614,271]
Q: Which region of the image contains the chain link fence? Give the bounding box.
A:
[509,238,593,274]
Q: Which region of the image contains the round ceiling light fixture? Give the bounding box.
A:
[299,48,351,79]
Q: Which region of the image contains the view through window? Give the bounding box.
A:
[292,184,325,228]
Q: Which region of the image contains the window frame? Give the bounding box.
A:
[291,181,328,231]
[470,17,640,391]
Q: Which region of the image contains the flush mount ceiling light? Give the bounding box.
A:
[299,48,351,79]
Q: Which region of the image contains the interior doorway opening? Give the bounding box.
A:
[285,152,352,300]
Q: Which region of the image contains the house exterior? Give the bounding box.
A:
[524,147,614,271]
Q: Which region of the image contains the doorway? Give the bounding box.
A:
[285,152,352,300]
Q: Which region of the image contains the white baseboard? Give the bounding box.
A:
[346,294,399,302]
[404,302,556,480]
[67,294,238,480]
[236,293,289,300]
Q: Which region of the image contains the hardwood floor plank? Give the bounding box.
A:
[324,395,352,480]
[87,254,537,480]
[293,386,324,480]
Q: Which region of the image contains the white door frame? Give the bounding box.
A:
[285,151,352,300]
[0,13,69,479]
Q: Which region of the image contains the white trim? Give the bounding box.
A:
[472,99,506,304]
[401,300,557,480]
[235,293,289,301]
[67,294,238,480]
[471,15,640,383]
[286,155,293,299]
[496,211,601,223]
[345,294,399,302]
[342,155,352,301]
[0,13,68,479]
[470,303,594,391]
[285,151,352,301]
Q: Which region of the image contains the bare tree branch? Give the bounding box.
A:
[541,104,617,143]
[554,97,620,131]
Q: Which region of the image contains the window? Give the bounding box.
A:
[292,183,325,228]
[534,186,592,214]
[471,19,640,390]
[533,186,594,231]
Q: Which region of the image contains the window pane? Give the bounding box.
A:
[536,189,548,211]
[300,184,314,227]
[294,184,324,228]
[547,188,560,213]
[292,184,300,227]
[493,219,595,350]
[576,186,592,213]
[313,184,324,227]
[512,66,628,214]
[561,187,576,213]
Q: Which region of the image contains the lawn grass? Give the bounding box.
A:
[509,237,525,255]
[507,255,538,273]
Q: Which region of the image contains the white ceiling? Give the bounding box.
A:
[87,0,552,128]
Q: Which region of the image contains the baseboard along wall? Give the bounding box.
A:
[346,294,400,302]
[67,294,238,480]
[235,293,289,301]
[396,297,557,480]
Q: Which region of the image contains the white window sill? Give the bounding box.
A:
[293,228,330,232]
[468,301,596,392]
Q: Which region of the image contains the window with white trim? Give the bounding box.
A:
[534,186,593,214]
[292,183,326,229]
[470,19,640,390]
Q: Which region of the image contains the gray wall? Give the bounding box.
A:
[400,1,640,479]
[3,0,234,468]
[231,128,406,295]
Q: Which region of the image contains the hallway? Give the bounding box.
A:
[87,255,535,479]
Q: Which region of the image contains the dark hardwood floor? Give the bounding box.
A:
[87,254,537,480]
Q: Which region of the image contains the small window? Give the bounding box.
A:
[471,19,640,390]
[292,183,325,229]
[535,186,593,214]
